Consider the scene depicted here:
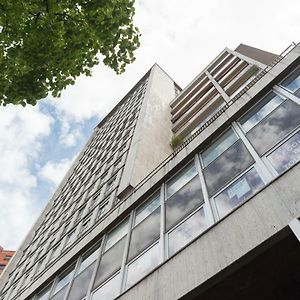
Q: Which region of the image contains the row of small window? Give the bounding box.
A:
[28,69,300,300]
[34,150,126,251]
[97,95,143,136]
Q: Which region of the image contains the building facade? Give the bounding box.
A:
[0,247,14,276]
[0,42,300,300]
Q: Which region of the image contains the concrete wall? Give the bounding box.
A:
[118,64,175,197]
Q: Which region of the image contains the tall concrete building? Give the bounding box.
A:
[0,247,14,276]
[1,42,300,300]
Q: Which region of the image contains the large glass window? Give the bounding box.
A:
[166,163,197,198]
[51,266,75,299]
[281,67,300,96]
[105,218,129,251]
[36,285,51,300]
[92,273,120,300]
[168,208,207,257]
[203,139,254,196]
[93,238,125,290]
[67,245,100,300]
[244,99,300,155]
[201,129,238,167]
[125,243,160,290]
[128,206,160,261]
[267,130,300,174]
[165,175,204,231]
[213,168,264,218]
[239,92,284,132]
[134,193,160,226]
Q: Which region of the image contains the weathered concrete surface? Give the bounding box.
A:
[118,64,175,197]
[117,163,300,300]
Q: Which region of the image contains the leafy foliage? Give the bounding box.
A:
[0,0,140,106]
[170,134,184,149]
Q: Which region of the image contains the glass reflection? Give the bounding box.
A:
[53,266,74,295]
[166,176,203,231]
[168,208,207,257]
[126,243,160,289]
[240,92,284,132]
[202,129,238,167]
[214,168,264,218]
[281,68,300,94]
[167,163,197,198]
[105,218,129,251]
[93,238,125,289]
[268,130,300,174]
[135,193,160,226]
[50,286,67,300]
[92,273,120,300]
[246,100,300,155]
[77,244,99,275]
[204,140,254,196]
[128,208,160,261]
[68,262,95,300]
[37,285,51,300]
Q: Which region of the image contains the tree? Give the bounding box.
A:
[0,0,140,106]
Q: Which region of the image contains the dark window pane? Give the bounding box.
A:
[167,163,197,198]
[93,238,125,289]
[128,208,160,261]
[268,130,300,174]
[168,208,207,257]
[91,273,120,300]
[37,285,51,300]
[105,218,129,251]
[50,286,68,300]
[239,92,284,132]
[126,243,160,290]
[204,140,254,196]
[68,262,96,300]
[135,193,160,226]
[281,67,300,94]
[246,100,300,155]
[166,176,203,231]
[214,168,264,218]
[202,129,238,167]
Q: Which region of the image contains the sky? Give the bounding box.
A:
[0,0,299,250]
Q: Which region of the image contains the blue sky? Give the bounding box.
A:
[0,0,299,249]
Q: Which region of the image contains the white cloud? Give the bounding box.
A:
[0,105,53,249]
[39,158,74,187]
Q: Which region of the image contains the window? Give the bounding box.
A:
[128,195,160,262]
[65,230,76,248]
[168,208,207,257]
[213,167,264,218]
[80,218,91,234]
[68,244,100,300]
[105,176,117,194]
[203,139,254,196]
[105,218,129,251]
[239,92,284,132]
[240,94,300,155]
[281,67,300,96]
[92,273,120,300]
[166,163,197,198]
[125,243,160,289]
[52,265,75,298]
[134,193,160,226]
[267,130,300,175]
[0,264,5,270]
[201,129,238,167]
[36,284,51,300]
[97,202,109,220]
